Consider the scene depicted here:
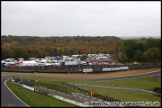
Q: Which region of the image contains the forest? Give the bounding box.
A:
[1,35,161,63]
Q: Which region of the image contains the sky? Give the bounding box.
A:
[1,1,161,37]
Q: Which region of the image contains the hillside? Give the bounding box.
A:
[1,35,161,63]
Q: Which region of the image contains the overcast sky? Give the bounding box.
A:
[1,1,161,37]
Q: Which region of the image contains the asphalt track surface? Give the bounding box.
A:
[1,76,29,107]
[1,70,161,107]
[84,70,161,81]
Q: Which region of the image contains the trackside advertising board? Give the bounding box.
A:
[47,93,91,107]
[83,69,93,72]
[102,66,129,71]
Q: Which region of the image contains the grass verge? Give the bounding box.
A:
[6,75,161,107]
[6,79,77,107]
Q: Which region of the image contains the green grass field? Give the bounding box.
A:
[6,79,77,107]
[7,75,161,107]
[21,75,160,89]
[79,86,161,102]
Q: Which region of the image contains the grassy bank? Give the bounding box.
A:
[6,79,77,107]
[6,75,161,107]
[79,86,161,102]
[21,76,160,89]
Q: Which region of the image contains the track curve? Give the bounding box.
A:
[1,69,161,107]
[1,76,29,107]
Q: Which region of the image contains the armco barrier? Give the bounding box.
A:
[34,88,47,95]
[47,93,91,107]
[56,82,120,102]
[22,84,34,91]
[13,80,91,107]
[68,83,155,94]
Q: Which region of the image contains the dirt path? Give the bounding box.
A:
[1,68,161,79]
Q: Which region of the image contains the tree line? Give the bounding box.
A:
[1,35,161,63]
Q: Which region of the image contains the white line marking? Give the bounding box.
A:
[4,78,30,107]
[94,70,161,81]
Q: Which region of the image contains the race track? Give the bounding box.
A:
[1,76,29,107]
[1,68,161,107]
[86,70,161,81]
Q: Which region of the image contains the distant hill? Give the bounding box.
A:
[119,36,161,40]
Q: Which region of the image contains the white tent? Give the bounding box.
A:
[21,61,38,66]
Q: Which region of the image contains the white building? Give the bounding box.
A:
[60,55,81,65]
